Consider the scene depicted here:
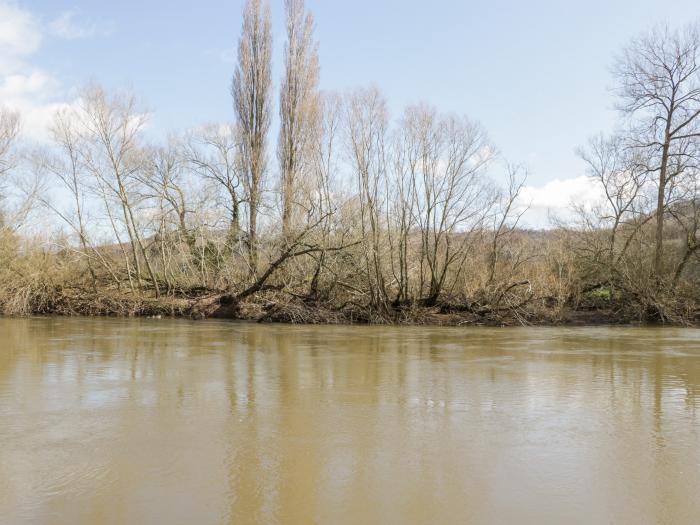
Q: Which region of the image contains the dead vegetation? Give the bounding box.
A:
[0,8,699,326]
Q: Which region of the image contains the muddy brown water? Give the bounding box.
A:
[0,318,699,524]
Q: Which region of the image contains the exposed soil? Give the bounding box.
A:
[9,286,689,327]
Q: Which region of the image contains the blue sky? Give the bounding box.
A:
[2,0,699,221]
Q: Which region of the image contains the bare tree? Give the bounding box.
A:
[0,108,20,179]
[45,109,108,290]
[0,109,20,229]
[186,125,242,249]
[131,138,210,292]
[76,85,160,297]
[278,0,320,238]
[147,140,193,248]
[578,134,649,271]
[346,87,391,313]
[306,92,342,299]
[669,168,700,287]
[388,109,419,304]
[486,163,528,287]
[0,112,44,237]
[614,22,700,279]
[232,0,273,276]
[400,105,496,306]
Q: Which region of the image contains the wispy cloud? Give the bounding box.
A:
[219,47,237,63]
[204,47,237,64]
[49,10,112,41]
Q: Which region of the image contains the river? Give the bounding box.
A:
[0,318,699,524]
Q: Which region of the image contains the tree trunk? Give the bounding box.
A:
[654,135,670,279]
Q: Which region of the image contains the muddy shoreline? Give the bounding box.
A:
[7,287,691,327]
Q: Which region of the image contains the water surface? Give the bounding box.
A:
[0,318,699,524]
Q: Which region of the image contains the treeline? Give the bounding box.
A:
[0,1,698,325]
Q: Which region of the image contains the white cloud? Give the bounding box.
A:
[0,2,42,73]
[49,10,111,40]
[0,2,84,141]
[0,71,54,99]
[517,176,604,228]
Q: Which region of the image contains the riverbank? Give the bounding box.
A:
[4,285,689,327]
